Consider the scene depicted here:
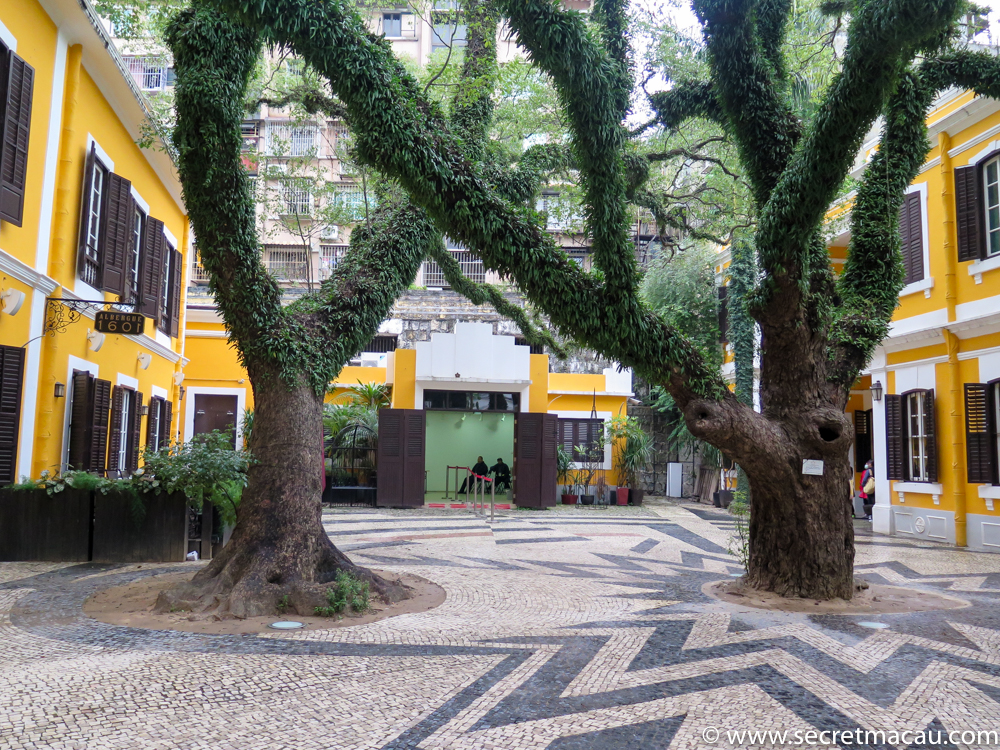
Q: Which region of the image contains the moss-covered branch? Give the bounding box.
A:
[648,81,724,130]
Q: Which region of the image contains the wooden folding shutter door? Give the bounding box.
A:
[401,410,426,508]
[514,413,545,508]
[0,346,24,483]
[885,394,906,480]
[68,371,94,471]
[77,145,98,280]
[923,389,938,483]
[107,386,125,476]
[139,218,165,320]
[899,192,924,284]
[99,174,133,296]
[965,383,996,483]
[0,47,34,227]
[159,399,172,448]
[955,165,983,262]
[854,410,872,470]
[539,413,558,507]
[90,379,112,473]
[377,409,405,507]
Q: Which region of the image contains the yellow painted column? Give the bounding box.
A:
[391,349,416,409]
[528,354,549,413]
[33,45,83,477]
[944,329,968,547]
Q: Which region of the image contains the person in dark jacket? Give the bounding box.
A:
[491,457,511,492]
[460,457,490,493]
[860,460,875,521]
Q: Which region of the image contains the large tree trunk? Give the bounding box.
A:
[157,374,407,618]
[687,385,857,600]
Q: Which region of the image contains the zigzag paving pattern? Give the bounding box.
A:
[4,502,1000,748]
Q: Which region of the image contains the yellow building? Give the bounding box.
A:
[0,0,187,482]
[822,89,1000,551]
[183,315,632,507]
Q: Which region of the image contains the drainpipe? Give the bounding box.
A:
[940,132,967,547]
[33,45,83,477]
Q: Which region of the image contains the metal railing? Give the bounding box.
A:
[465,471,494,523]
[124,56,170,91]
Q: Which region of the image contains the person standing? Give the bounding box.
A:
[860,460,875,521]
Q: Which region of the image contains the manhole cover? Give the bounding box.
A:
[269,621,305,630]
[858,621,890,629]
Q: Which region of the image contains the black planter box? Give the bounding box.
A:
[714,490,734,509]
[0,487,92,562]
[92,490,188,563]
[629,488,645,506]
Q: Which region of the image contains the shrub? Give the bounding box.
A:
[313,570,371,617]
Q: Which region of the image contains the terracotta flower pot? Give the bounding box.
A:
[616,487,629,506]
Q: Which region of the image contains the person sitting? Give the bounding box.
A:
[491,457,511,492]
[459,456,490,493]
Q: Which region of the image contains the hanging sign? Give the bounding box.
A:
[94,311,145,335]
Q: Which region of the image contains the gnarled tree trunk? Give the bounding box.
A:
[157,372,405,618]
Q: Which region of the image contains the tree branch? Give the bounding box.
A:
[590,0,632,120]
[208,0,728,405]
[251,84,347,119]
[648,81,723,130]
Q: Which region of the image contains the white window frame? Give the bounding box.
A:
[984,154,1000,259]
[905,390,929,482]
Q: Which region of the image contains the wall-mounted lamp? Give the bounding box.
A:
[1,288,25,316]
[140,404,149,416]
[137,353,152,370]
[53,382,65,398]
[173,372,185,386]
[870,380,883,402]
[178,386,186,400]
[86,329,105,352]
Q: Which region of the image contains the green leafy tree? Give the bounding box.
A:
[185,0,1000,601]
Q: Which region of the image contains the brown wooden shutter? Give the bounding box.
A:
[90,378,112,473]
[99,173,133,296]
[77,144,98,278]
[718,286,729,343]
[402,409,425,507]
[145,396,158,449]
[139,218,165,319]
[128,391,143,473]
[923,389,937,483]
[377,409,405,507]
[965,383,995,484]
[0,345,24,483]
[0,51,33,227]
[514,412,544,507]
[885,394,905,480]
[854,409,872,470]
[955,165,983,262]
[899,192,924,284]
[107,386,125,476]
[160,399,172,448]
[540,413,558,507]
[68,370,94,471]
[169,247,182,337]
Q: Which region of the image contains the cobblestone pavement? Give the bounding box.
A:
[4,502,1000,749]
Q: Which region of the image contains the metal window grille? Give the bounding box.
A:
[190,248,211,284]
[282,184,312,215]
[264,245,310,281]
[333,187,366,221]
[319,244,349,280]
[422,250,485,287]
[265,123,317,156]
[124,56,169,91]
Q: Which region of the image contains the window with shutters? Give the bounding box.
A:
[0,345,24,484]
[67,371,112,474]
[126,204,145,303]
[558,418,604,462]
[383,12,402,37]
[984,155,1000,258]
[854,409,872,470]
[113,388,134,476]
[158,244,172,333]
[81,156,108,287]
[0,40,34,227]
[905,390,932,481]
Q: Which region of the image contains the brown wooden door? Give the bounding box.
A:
[193,394,238,447]
[514,413,541,508]
[377,409,425,508]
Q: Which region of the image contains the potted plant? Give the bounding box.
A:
[576,443,601,505]
[607,416,651,505]
[557,445,577,504]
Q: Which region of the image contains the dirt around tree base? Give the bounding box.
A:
[84,568,445,635]
[704,578,969,615]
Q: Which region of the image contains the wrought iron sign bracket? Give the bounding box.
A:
[44,297,137,337]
